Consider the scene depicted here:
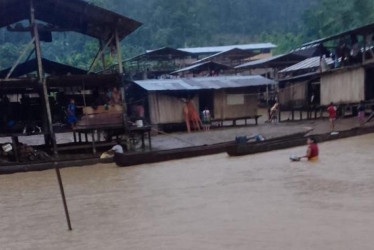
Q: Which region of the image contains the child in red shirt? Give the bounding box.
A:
[327,102,337,131]
[304,137,319,161]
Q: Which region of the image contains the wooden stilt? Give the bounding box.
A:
[99,39,106,70]
[6,37,35,79]
[115,28,128,128]
[30,0,71,231]
[87,35,114,74]
[30,0,57,156]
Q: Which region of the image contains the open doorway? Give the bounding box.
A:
[199,90,214,115]
[365,68,374,101]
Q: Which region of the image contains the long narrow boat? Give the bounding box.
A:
[226,131,308,156]
[115,126,374,167]
[3,126,374,174]
[114,131,309,167]
[227,126,374,157]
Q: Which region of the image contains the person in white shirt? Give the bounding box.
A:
[111,144,124,154]
[101,140,124,159]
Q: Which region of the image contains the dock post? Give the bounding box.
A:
[30,0,71,231]
[55,165,72,231]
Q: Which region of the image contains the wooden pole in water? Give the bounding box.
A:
[115,28,128,127]
[55,165,72,231]
[30,0,72,231]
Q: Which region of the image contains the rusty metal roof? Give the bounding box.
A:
[193,48,256,65]
[0,0,142,41]
[170,61,231,75]
[127,47,193,62]
[133,75,276,91]
[179,43,276,54]
[235,53,306,69]
[279,57,334,73]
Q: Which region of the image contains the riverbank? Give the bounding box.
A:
[1,114,373,173]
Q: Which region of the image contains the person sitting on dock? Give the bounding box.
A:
[101,139,125,159]
[327,102,337,131]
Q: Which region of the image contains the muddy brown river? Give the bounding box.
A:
[1,134,374,250]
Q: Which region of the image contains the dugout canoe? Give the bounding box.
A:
[226,126,374,157]
[113,131,310,167]
[226,131,308,156]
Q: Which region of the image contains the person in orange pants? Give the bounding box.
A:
[186,99,202,131]
[183,102,191,133]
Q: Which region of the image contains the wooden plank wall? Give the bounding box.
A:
[278,81,307,107]
[321,67,365,105]
[214,90,257,119]
[148,93,199,124]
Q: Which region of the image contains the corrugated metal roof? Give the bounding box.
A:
[279,57,334,73]
[301,22,374,47]
[278,72,321,83]
[133,75,276,91]
[178,43,276,54]
[126,47,192,62]
[235,54,285,68]
[235,53,306,69]
[193,48,255,64]
[170,61,231,74]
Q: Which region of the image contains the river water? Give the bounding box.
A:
[1,134,374,250]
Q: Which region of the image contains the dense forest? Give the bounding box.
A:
[1,0,374,70]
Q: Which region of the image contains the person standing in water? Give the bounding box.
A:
[304,137,319,161]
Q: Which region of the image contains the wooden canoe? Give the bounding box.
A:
[227,126,374,157]
[226,131,308,156]
[113,131,309,167]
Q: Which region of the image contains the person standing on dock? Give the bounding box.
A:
[358,100,365,126]
[187,99,202,131]
[327,102,337,131]
[269,100,279,123]
[66,99,77,128]
[183,100,191,133]
[202,107,211,131]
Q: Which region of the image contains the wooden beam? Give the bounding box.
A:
[115,29,124,74]
[30,3,57,155]
[5,37,35,79]
[115,28,127,127]
[87,35,114,74]
[99,39,106,70]
[7,25,72,32]
[363,34,367,62]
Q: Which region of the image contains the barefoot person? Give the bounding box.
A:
[327,102,337,131]
[202,107,211,131]
[66,99,77,128]
[358,100,365,126]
